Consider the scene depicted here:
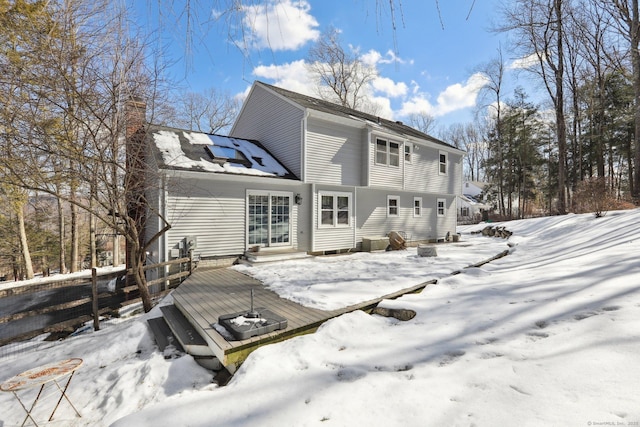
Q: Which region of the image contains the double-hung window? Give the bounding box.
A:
[405,143,413,163]
[437,198,446,217]
[375,138,400,167]
[387,195,399,217]
[413,197,422,217]
[319,192,351,227]
[439,151,448,175]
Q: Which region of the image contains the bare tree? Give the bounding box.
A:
[171,88,239,134]
[0,0,171,311]
[407,112,437,134]
[306,27,377,110]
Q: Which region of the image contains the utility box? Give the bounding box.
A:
[185,236,197,252]
[362,237,389,252]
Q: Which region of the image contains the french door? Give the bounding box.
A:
[247,191,292,248]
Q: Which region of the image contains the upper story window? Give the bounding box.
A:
[405,143,413,163]
[387,195,399,217]
[439,151,448,175]
[375,138,400,167]
[319,191,351,228]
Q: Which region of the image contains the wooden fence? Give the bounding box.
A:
[90,254,195,330]
[0,254,196,348]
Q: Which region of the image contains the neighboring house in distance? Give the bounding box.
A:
[459,181,490,223]
[457,194,490,224]
[463,181,488,201]
[144,81,465,265]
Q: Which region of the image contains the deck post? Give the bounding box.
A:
[92,268,99,331]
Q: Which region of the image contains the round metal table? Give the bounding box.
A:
[1,358,83,426]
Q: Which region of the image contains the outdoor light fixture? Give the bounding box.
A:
[295,193,303,205]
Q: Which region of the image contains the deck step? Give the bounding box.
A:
[243,251,311,264]
[160,305,214,357]
[147,316,184,353]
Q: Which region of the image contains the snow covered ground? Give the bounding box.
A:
[1,210,639,426]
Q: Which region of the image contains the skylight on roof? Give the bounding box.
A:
[205,144,249,163]
[209,145,237,159]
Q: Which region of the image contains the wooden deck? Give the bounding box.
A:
[172,267,435,372]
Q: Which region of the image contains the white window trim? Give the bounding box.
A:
[413,197,422,217]
[387,195,400,217]
[437,198,446,217]
[405,143,413,163]
[375,137,400,167]
[318,191,352,228]
[246,190,293,248]
[375,138,388,165]
[439,150,448,176]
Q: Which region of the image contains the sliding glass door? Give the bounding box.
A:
[247,191,291,248]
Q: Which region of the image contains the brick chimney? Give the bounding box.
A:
[124,96,148,279]
[125,96,147,139]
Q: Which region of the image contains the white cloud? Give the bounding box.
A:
[252,60,315,95]
[410,80,420,95]
[368,96,394,119]
[361,49,409,67]
[509,53,540,70]
[242,0,320,51]
[372,77,408,98]
[400,73,490,118]
[399,95,436,117]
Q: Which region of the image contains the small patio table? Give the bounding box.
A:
[0,357,83,426]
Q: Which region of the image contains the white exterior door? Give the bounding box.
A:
[247,191,292,248]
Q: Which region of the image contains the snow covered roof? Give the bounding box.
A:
[147,125,295,179]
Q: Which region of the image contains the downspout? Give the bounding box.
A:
[160,174,168,280]
[302,110,309,182]
[402,139,407,191]
[366,126,372,187]
[353,186,357,249]
[311,182,316,252]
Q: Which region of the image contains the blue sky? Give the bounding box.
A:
[136,0,524,130]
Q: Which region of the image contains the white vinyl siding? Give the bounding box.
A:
[164,177,302,257]
[403,145,463,195]
[306,119,363,185]
[231,85,304,178]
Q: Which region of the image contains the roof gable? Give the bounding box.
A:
[255,81,458,150]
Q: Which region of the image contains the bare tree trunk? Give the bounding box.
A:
[90,189,97,268]
[632,0,640,199]
[57,197,67,274]
[17,205,34,279]
[70,194,79,272]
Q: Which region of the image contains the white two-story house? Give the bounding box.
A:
[144,81,464,264]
